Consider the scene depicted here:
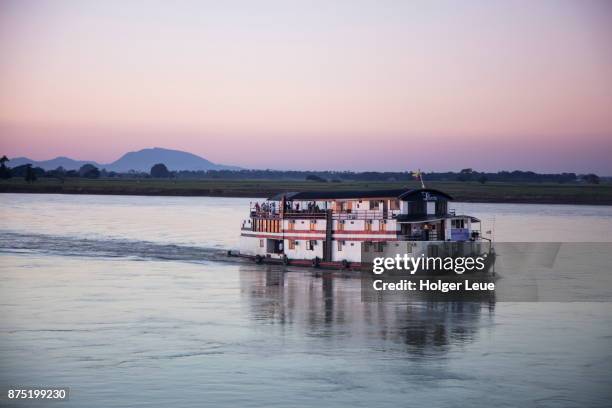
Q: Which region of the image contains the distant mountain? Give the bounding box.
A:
[8,148,241,172]
[104,147,241,172]
[9,156,101,171]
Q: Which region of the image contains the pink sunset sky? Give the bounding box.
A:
[0,0,611,174]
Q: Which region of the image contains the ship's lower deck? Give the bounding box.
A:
[229,250,364,270]
[238,234,492,269]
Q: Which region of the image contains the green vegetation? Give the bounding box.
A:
[0,155,10,179]
[150,163,171,178]
[1,155,609,204]
[1,177,611,205]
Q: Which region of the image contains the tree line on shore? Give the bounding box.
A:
[0,156,602,184]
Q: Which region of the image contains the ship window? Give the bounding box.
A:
[289,240,295,250]
[436,201,447,215]
[369,200,381,210]
[452,219,465,229]
[337,241,343,251]
[408,201,426,215]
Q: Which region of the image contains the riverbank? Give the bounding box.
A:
[1,178,611,205]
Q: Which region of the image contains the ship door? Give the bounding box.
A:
[267,239,284,254]
[383,200,388,218]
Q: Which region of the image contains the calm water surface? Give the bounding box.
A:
[0,194,611,407]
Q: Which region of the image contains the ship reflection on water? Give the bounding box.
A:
[239,265,495,355]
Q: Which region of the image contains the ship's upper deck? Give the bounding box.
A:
[267,188,453,202]
[248,188,466,222]
[245,188,481,241]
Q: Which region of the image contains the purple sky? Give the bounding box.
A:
[1,0,611,173]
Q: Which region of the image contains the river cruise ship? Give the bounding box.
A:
[236,188,492,270]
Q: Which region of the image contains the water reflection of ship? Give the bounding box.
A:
[240,265,495,353]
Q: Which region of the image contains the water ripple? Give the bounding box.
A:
[0,231,235,264]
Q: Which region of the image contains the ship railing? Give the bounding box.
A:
[333,210,397,220]
[282,211,327,219]
[251,210,328,219]
[249,209,402,220]
[397,233,439,241]
[250,210,282,219]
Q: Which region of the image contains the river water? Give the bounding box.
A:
[0,194,611,407]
